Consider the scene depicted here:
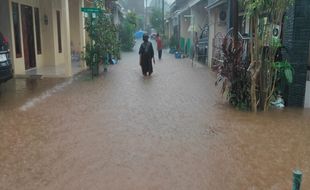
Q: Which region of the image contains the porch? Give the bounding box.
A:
[25,59,85,78]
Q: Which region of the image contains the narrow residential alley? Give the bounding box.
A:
[0,42,310,190]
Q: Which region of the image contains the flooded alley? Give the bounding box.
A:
[1,43,310,190]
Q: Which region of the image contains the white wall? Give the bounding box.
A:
[39,0,55,67]
[207,4,227,67]
[180,12,190,40]
[191,2,208,34]
[305,81,310,108]
[69,0,82,54]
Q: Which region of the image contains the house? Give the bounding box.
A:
[0,0,88,77]
[167,0,209,57]
[0,0,120,78]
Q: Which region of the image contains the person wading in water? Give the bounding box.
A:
[139,34,155,76]
[155,33,163,60]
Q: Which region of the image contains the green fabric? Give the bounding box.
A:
[186,38,191,56]
[180,38,185,52]
[292,170,302,190]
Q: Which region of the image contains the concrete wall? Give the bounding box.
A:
[207,10,214,67]
[191,1,208,33]
[179,10,191,41]
[69,0,82,54]
[53,0,64,65]
[305,81,310,107]
[207,4,227,67]
[39,0,56,66]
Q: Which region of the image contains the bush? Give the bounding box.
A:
[214,37,251,110]
[84,10,120,62]
[119,21,135,51]
[119,12,137,51]
[169,35,178,49]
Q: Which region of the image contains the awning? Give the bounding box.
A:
[206,0,226,10]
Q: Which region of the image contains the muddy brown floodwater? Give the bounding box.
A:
[0,42,310,190]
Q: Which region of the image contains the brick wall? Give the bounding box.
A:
[283,0,310,107]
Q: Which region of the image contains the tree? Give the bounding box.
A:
[84,0,120,75]
[242,0,294,112]
[119,12,137,51]
[150,8,163,33]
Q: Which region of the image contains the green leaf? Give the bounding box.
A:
[284,68,293,84]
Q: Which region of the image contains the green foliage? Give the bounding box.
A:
[136,15,144,30]
[272,60,294,84]
[82,0,120,77]
[241,0,294,17]
[84,7,120,62]
[126,12,138,29]
[150,8,163,33]
[169,35,178,49]
[81,42,93,67]
[119,12,137,51]
[240,0,295,111]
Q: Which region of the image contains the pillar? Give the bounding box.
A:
[61,0,72,77]
[80,0,86,69]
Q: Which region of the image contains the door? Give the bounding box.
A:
[21,5,36,70]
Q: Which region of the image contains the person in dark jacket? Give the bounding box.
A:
[139,34,155,76]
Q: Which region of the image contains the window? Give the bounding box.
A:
[56,10,62,53]
[34,8,42,54]
[12,2,22,58]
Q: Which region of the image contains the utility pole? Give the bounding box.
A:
[232,0,238,48]
[162,0,164,35]
[145,0,148,31]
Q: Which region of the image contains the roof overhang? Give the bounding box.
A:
[206,0,226,10]
[188,0,201,7]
